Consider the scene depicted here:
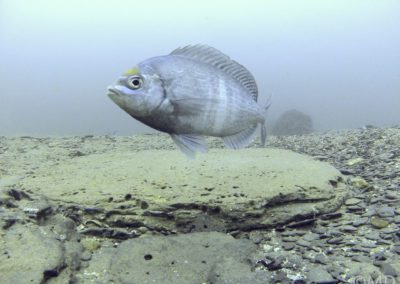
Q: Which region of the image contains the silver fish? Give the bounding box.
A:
[107,44,271,158]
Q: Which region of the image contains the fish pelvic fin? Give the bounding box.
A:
[170,133,207,159]
[223,124,258,150]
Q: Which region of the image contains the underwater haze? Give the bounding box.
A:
[0,0,399,136]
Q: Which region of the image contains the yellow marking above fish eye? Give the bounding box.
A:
[123,67,140,76]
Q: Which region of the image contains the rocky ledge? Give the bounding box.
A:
[0,126,399,283]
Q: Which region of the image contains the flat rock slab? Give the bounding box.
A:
[19,148,348,233]
[76,232,268,284]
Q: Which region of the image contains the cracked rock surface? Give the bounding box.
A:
[18,148,347,235]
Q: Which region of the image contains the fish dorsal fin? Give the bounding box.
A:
[170,44,258,100]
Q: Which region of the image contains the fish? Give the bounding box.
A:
[107,44,271,158]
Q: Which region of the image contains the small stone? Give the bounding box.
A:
[313,253,329,265]
[320,212,342,220]
[374,262,398,277]
[81,251,92,261]
[385,192,398,200]
[296,239,312,248]
[263,255,284,271]
[345,198,362,206]
[351,177,369,189]
[341,225,357,232]
[376,206,395,218]
[392,245,400,255]
[346,157,364,166]
[370,217,389,229]
[287,218,316,228]
[282,243,295,251]
[282,237,297,242]
[326,237,344,245]
[80,237,102,252]
[372,251,386,261]
[347,206,364,213]
[306,267,336,283]
[23,200,52,220]
[363,206,377,217]
[361,242,377,248]
[303,233,320,242]
[365,231,380,240]
[311,227,327,235]
[280,230,298,237]
[340,168,356,175]
[352,255,370,263]
[352,217,368,227]
[351,245,370,253]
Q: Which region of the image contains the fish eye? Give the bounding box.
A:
[127,76,143,89]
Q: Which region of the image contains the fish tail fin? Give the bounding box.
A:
[263,93,273,112]
[259,93,273,146]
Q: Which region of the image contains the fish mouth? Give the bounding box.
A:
[107,86,120,98]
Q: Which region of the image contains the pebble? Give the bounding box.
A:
[282,237,297,243]
[352,217,369,227]
[377,206,395,218]
[365,231,380,240]
[374,261,398,277]
[303,233,320,242]
[263,255,284,271]
[80,251,92,261]
[385,192,399,200]
[344,198,362,206]
[347,206,364,213]
[296,239,312,248]
[313,253,329,265]
[80,237,102,252]
[340,225,357,232]
[370,217,390,229]
[23,201,53,220]
[363,206,377,217]
[326,237,344,245]
[392,245,400,255]
[320,212,342,220]
[340,168,356,175]
[360,242,377,248]
[282,243,295,251]
[346,157,364,166]
[311,227,327,235]
[306,267,336,283]
[372,251,387,261]
[351,177,369,189]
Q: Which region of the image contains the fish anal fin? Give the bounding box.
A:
[223,124,258,150]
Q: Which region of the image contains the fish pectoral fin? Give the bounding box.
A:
[170,134,207,159]
[223,124,258,150]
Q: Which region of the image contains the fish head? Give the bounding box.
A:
[107,65,165,117]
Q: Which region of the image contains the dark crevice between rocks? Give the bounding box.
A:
[7,188,32,201]
[79,228,138,240]
[259,192,334,209]
[42,264,65,284]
